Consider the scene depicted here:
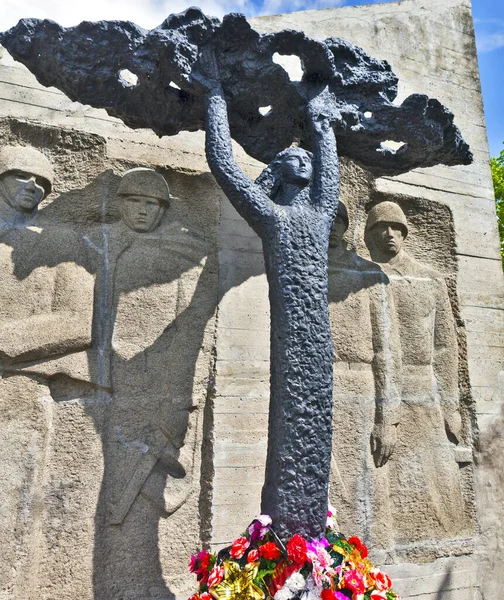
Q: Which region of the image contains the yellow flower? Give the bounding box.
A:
[209,560,265,600]
[332,545,350,559]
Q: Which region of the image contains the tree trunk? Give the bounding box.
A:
[260,205,334,541]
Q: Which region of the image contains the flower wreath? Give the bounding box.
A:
[189,507,400,600]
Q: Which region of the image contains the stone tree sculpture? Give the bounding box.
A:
[0,8,472,541]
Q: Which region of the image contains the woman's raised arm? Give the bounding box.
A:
[307,88,340,216]
[200,48,272,233]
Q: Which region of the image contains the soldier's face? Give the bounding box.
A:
[1,171,46,213]
[281,153,313,185]
[372,222,405,255]
[121,195,164,232]
[329,216,347,248]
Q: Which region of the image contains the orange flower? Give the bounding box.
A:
[347,537,368,559]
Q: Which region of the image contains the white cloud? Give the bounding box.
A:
[1,0,400,32]
[476,31,504,53]
[0,0,231,32]
[255,0,346,17]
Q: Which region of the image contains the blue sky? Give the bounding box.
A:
[471,0,504,157]
[2,0,502,156]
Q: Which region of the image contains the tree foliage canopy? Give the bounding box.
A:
[490,146,504,267]
[0,8,472,175]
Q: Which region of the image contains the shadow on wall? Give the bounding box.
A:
[0,118,266,600]
[0,116,480,598]
[436,567,454,600]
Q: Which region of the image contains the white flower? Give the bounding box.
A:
[285,572,306,593]
[301,575,322,600]
[274,588,295,600]
[257,514,273,526]
[326,504,338,529]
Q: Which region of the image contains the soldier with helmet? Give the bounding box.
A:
[0,145,54,223]
[328,201,401,550]
[116,167,171,233]
[365,201,472,551]
[0,145,94,597]
[95,167,211,599]
[0,145,94,364]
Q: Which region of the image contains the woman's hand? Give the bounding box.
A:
[306,85,340,134]
[192,45,222,92]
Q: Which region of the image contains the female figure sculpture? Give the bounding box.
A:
[203,54,340,539]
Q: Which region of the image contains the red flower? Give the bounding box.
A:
[247,549,260,563]
[200,594,212,600]
[320,589,336,600]
[286,534,308,565]
[188,595,200,600]
[189,550,213,584]
[207,565,224,589]
[369,569,392,592]
[347,536,368,559]
[199,552,212,573]
[343,569,366,594]
[197,570,209,585]
[370,592,388,600]
[229,536,250,559]
[259,541,281,561]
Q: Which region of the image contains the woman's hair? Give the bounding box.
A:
[255,147,313,200]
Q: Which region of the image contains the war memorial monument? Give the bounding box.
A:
[0,0,502,598]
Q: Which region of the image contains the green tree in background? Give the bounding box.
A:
[490,147,504,267]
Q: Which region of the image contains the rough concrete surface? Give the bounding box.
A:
[0,0,502,598]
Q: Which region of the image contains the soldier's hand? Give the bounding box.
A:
[444,409,462,443]
[371,423,397,468]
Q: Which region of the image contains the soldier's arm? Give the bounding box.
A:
[369,273,402,467]
[0,262,94,363]
[433,277,461,441]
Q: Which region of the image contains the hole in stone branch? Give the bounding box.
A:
[364,111,373,118]
[272,53,303,82]
[259,106,272,116]
[118,69,139,87]
[380,140,405,151]
[169,81,180,90]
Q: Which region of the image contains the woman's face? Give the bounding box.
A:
[280,152,313,186]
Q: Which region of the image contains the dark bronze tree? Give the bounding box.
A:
[0,8,472,540]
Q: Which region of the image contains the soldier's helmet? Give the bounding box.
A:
[366,201,408,238]
[117,168,170,204]
[0,146,54,196]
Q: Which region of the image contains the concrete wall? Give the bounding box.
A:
[0,0,502,598]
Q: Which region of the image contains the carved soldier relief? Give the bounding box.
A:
[0,145,95,596]
[363,201,475,556]
[328,201,400,552]
[95,168,212,599]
